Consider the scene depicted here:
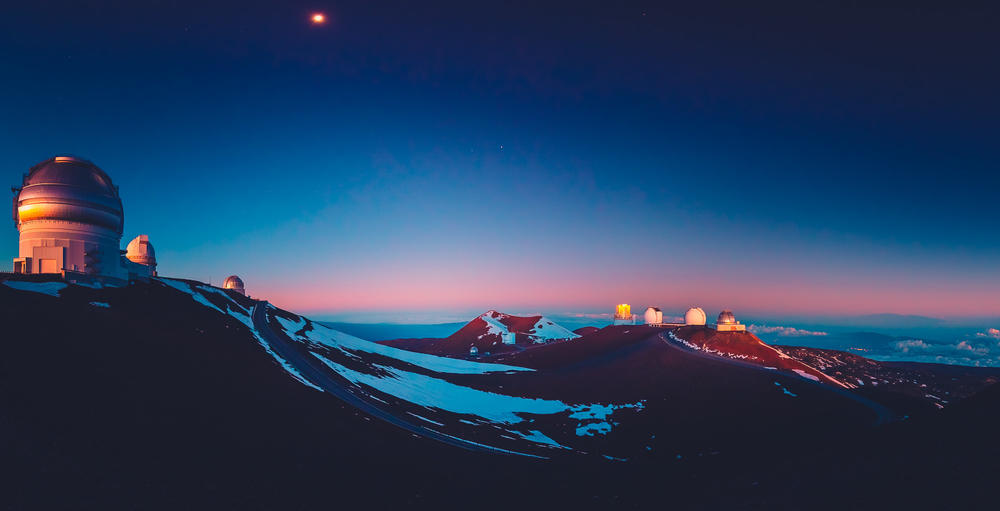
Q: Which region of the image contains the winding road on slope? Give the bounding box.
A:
[658,332,895,426]
[250,301,513,455]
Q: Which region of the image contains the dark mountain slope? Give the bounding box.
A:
[3,278,998,509]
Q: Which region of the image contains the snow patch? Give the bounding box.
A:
[313,356,567,423]
[509,429,571,450]
[3,281,67,297]
[277,316,532,375]
[407,412,445,427]
[792,369,820,382]
[156,278,227,315]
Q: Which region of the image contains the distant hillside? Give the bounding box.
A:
[379,310,580,356]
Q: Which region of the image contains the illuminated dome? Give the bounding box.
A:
[223,275,245,295]
[644,307,663,325]
[11,156,128,278]
[717,310,736,325]
[14,156,124,233]
[684,307,707,326]
[126,235,156,266]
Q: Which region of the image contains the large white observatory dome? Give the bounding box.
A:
[223,275,246,295]
[684,307,707,326]
[11,156,126,277]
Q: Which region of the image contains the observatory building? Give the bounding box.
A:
[501,331,516,345]
[125,235,157,276]
[685,307,707,326]
[715,309,746,332]
[223,275,246,295]
[613,304,635,325]
[11,156,156,281]
[643,307,663,326]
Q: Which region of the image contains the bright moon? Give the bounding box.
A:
[311,13,325,24]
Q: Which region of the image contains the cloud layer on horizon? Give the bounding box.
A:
[884,330,1000,366]
[748,324,828,337]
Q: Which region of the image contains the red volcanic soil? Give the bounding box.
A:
[670,326,845,387]
[490,325,662,371]
[460,325,884,450]
[379,310,577,357]
[573,326,600,336]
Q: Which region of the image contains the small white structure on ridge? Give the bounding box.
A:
[501,331,516,345]
[125,234,157,277]
[469,345,479,356]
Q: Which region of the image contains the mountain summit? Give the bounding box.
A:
[380,310,579,356]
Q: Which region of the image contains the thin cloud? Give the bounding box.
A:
[975,328,1000,339]
[749,325,828,337]
[887,337,1000,366]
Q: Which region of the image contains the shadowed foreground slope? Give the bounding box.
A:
[1,277,997,509]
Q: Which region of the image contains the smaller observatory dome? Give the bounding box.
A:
[717,310,736,325]
[126,235,156,266]
[223,275,246,295]
[644,307,662,325]
[684,307,707,326]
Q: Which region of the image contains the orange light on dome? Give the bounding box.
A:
[311,13,326,24]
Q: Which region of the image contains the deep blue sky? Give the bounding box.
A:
[1,1,998,319]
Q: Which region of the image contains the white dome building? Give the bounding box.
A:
[125,234,157,277]
[223,275,246,295]
[11,156,158,282]
[684,307,707,326]
[12,156,126,279]
[644,307,663,325]
[716,309,746,332]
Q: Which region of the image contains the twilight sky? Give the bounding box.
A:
[1,1,998,320]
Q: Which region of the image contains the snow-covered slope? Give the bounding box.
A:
[263,311,642,457]
[150,280,642,457]
[380,310,580,356]
[472,310,579,343]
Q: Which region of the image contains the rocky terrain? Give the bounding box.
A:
[774,345,1000,415]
